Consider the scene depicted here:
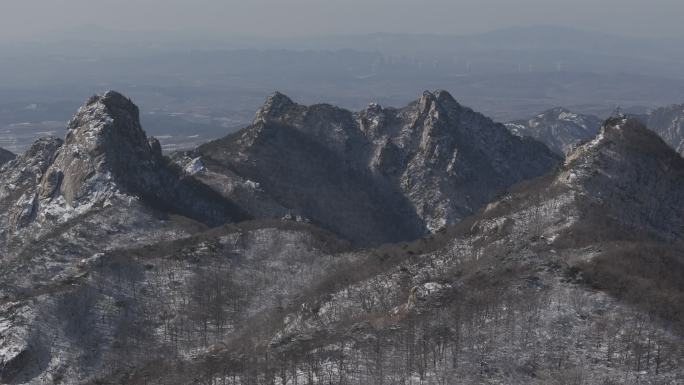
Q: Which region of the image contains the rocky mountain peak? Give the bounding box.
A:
[417,90,444,115]
[197,90,559,244]
[559,117,684,239]
[416,90,460,111]
[598,116,667,146]
[49,91,156,205]
[266,90,295,107]
[365,102,383,112]
[432,89,459,106]
[418,90,437,107]
[18,137,63,171]
[564,117,675,170]
[254,91,299,123]
[0,91,249,233]
[409,90,476,141]
[358,102,387,137]
[67,90,149,155]
[90,89,139,112]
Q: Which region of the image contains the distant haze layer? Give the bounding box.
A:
[1,0,683,41]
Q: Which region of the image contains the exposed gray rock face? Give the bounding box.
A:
[190,90,560,245]
[0,137,63,237]
[640,104,684,156]
[506,107,602,155]
[0,148,14,166]
[45,91,248,226]
[0,92,252,289]
[0,92,248,249]
[560,117,684,238]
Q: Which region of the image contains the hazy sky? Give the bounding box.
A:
[2,0,683,40]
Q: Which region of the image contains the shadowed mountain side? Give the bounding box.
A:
[180,90,560,245]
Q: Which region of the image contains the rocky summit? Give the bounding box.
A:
[0,92,682,385]
[180,90,560,245]
[48,91,248,226]
[0,92,248,247]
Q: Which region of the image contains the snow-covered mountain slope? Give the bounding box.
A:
[2,107,682,384]
[507,104,684,158]
[1,90,682,385]
[0,219,351,384]
[506,107,602,155]
[641,104,684,156]
[181,90,560,245]
[160,117,681,385]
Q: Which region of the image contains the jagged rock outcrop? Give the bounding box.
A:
[559,117,684,238]
[0,148,14,166]
[187,90,560,245]
[0,92,248,248]
[42,91,248,226]
[0,137,63,235]
[506,107,602,155]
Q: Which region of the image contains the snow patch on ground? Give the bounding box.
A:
[184,157,204,175]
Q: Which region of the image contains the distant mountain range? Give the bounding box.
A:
[0,91,682,384]
[506,107,603,155]
[507,105,684,157]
